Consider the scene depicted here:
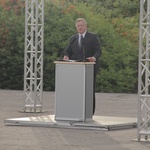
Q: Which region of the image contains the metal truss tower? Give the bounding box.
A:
[138,0,150,140]
[23,0,44,112]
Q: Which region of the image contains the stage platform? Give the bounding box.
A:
[4,115,137,131]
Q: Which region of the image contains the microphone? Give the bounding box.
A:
[59,37,76,60]
[70,37,76,44]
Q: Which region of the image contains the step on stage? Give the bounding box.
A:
[4,115,137,131]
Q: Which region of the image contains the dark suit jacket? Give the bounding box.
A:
[64,32,102,75]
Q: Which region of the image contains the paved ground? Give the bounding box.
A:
[0,90,150,150]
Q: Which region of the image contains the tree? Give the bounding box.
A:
[0,1,25,89]
[0,0,140,93]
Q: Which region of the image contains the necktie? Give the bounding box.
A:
[79,35,83,50]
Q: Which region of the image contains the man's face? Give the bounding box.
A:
[75,21,87,34]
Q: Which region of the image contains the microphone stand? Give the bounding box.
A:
[82,45,86,62]
[81,37,86,62]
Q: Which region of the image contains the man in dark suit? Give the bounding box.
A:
[63,18,102,115]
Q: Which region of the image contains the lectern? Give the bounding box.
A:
[54,61,95,122]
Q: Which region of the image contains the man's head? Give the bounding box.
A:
[75,18,87,34]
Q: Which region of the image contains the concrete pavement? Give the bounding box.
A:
[0,90,150,150]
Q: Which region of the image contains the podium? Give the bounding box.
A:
[54,61,95,122]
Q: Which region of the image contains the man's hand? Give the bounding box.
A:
[63,56,69,60]
[87,57,96,62]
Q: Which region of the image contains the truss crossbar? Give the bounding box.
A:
[24,0,44,112]
[138,0,150,140]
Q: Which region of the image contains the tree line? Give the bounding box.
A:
[0,0,140,93]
